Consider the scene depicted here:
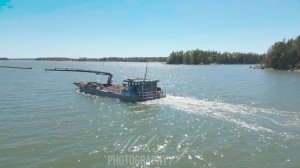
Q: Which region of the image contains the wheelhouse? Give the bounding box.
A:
[123,78,159,93]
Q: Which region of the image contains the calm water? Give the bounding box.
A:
[0,61,300,168]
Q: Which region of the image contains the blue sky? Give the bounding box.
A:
[0,0,299,58]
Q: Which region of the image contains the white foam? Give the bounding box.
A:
[142,95,300,137]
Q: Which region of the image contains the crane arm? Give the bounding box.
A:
[45,68,113,85]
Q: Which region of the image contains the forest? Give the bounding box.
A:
[166,35,300,70]
[166,50,262,64]
[262,35,300,70]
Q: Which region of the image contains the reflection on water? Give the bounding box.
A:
[0,61,300,167]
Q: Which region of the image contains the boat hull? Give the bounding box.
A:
[75,83,166,102]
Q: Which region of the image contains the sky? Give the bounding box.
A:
[0,0,299,58]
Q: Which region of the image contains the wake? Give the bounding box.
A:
[142,95,300,139]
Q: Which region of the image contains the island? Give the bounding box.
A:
[166,35,300,71]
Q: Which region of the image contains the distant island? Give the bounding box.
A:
[2,35,299,71]
[35,57,167,62]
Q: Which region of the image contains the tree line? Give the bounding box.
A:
[262,35,300,70]
[6,35,300,70]
[78,57,166,62]
[166,35,300,70]
[35,57,167,62]
[36,57,75,61]
[167,50,262,64]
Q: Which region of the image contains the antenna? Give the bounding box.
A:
[144,62,148,81]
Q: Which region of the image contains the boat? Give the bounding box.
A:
[45,68,166,102]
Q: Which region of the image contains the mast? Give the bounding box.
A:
[144,62,148,81]
[141,62,149,97]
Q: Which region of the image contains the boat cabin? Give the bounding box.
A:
[123,78,159,93]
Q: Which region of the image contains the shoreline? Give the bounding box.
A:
[251,64,300,72]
